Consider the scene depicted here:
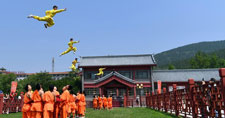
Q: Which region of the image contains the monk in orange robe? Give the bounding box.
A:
[31,84,44,118]
[53,86,60,118]
[22,84,32,118]
[107,95,113,109]
[77,91,86,118]
[60,85,72,118]
[98,95,103,110]
[93,95,98,110]
[43,85,55,118]
[75,92,80,118]
[68,91,76,118]
[103,95,108,109]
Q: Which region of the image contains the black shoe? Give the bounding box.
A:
[44,24,48,28]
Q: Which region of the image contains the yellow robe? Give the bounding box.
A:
[61,41,79,56]
[33,9,65,27]
[96,68,106,76]
[70,60,77,71]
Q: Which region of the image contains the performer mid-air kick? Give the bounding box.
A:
[60,38,80,56]
[27,5,66,28]
[70,58,78,71]
[95,68,106,77]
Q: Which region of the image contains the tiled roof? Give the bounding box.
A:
[94,71,135,83]
[153,69,220,82]
[79,54,156,67]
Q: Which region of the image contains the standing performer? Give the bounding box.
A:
[95,68,106,77]
[27,5,66,28]
[93,95,98,110]
[60,85,72,118]
[43,85,55,118]
[70,58,78,71]
[68,91,77,118]
[75,92,80,118]
[107,95,113,109]
[31,84,44,118]
[77,91,86,118]
[22,84,32,118]
[98,95,103,110]
[53,86,60,118]
[60,38,80,56]
[103,95,108,110]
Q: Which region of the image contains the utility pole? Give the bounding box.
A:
[150,66,154,93]
[52,57,55,72]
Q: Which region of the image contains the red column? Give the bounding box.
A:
[173,84,178,116]
[188,79,196,118]
[163,88,167,113]
[116,88,119,97]
[99,88,102,96]
[0,94,3,114]
[134,87,136,99]
[126,88,129,97]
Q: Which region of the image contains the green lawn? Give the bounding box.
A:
[0,108,178,118]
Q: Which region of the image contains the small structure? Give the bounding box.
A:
[79,54,157,106]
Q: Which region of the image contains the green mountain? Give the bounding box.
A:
[155,40,225,69]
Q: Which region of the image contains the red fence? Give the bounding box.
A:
[146,68,225,118]
[0,94,24,114]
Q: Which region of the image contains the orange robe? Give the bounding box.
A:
[22,92,32,118]
[107,97,112,109]
[93,98,98,109]
[31,90,43,118]
[98,97,103,109]
[53,91,60,118]
[43,91,54,118]
[69,94,76,117]
[60,90,70,118]
[103,97,108,109]
[78,94,86,116]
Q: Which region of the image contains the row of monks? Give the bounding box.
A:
[93,95,112,110]
[22,84,86,118]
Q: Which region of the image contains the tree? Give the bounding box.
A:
[190,51,210,69]
[168,64,175,70]
[0,73,17,94]
[190,51,225,69]
[17,72,81,94]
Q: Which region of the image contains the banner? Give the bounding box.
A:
[157,80,162,94]
[11,81,18,93]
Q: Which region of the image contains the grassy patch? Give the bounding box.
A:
[0,108,178,118]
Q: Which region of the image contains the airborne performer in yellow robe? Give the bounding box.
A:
[70,58,78,71]
[60,38,80,56]
[27,5,66,28]
[95,68,106,77]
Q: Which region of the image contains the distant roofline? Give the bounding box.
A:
[79,64,156,68]
[80,54,154,58]
[16,72,70,75]
[153,68,219,72]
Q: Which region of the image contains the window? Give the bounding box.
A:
[84,71,97,79]
[135,70,149,79]
[128,89,134,96]
[119,89,126,96]
[136,87,150,96]
[118,71,131,78]
[84,88,99,96]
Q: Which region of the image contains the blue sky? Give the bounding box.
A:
[1,0,225,73]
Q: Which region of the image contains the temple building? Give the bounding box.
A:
[78,54,156,99]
